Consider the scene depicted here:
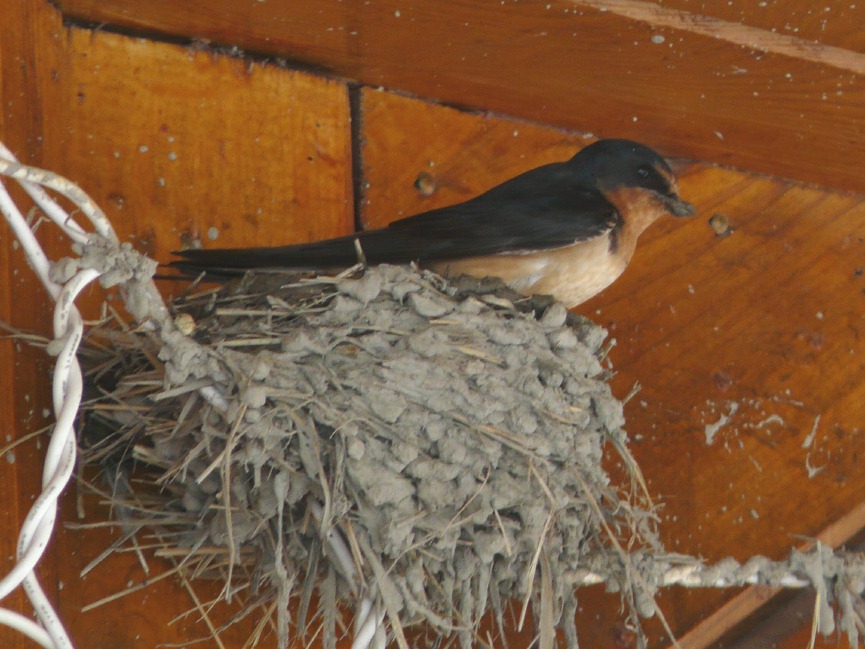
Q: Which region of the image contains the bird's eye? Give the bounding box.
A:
[637,166,651,179]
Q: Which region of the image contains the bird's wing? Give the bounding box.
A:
[387,161,618,259]
[170,161,619,276]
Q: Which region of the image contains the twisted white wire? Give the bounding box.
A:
[0,142,115,245]
[0,145,113,649]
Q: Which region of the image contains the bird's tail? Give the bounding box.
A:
[167,229,413,280]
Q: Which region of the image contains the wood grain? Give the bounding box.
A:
[638,0,865,52]
[358,88,594,230]
[54,0,865,193]
[575,0,865,74]
[53,29,353,261]
[592,164,865,644]
[0,2,69,648]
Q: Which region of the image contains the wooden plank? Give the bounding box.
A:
[574,0,865,72]
[55,0,865,194]
[359,90,865,646]
[642,0,865,52]
[50,28,352,648]
[358,88,594,230]
[51,28,354,260]
[0,1,68,648]
[1,9,354,647]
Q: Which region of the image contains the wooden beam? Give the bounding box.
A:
[56,0,865,193]
[575,0,865,74]
[638,0,865,52]
[0,1,68,647]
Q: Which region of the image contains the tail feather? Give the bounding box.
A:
[167,229,422,279]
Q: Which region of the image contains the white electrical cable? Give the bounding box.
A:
[0,147,115,243]
[0,143,88,246]
[309,501,383,649]
[0,608,54,649]
[0,146,106,649]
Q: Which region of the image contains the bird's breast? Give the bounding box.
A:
[429,233,630,308]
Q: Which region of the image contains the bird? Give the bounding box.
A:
[169,138,694,308]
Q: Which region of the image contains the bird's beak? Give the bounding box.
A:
[661,193,696,217]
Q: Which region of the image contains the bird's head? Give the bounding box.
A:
[575,139,695,218]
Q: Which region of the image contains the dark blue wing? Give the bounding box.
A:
[387,160,618,258]
[170,159,619,275]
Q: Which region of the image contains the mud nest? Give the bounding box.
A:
[80,264,662,649]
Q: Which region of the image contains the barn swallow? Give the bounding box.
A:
[170,139,694,308]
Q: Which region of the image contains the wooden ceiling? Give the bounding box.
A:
[57,0,865,193]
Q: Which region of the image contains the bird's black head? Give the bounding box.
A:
[572,139,695,217]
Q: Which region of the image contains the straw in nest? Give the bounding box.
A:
[80,263,662,649]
